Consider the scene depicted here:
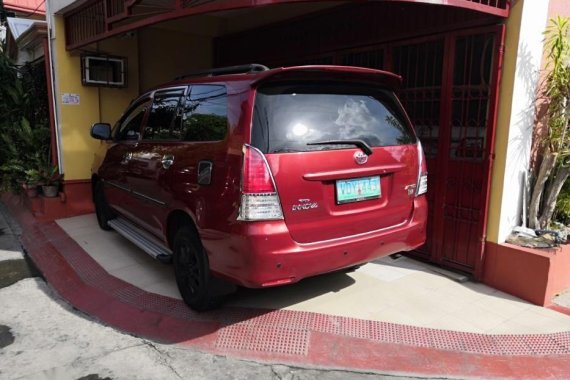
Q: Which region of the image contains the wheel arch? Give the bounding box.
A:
[91,174,100,202]
[166,210,200,250]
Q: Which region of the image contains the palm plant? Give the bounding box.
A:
[529,17,570,229]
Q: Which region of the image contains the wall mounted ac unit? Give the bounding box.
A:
[81,55,127,87]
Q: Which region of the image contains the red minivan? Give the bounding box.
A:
[90,64,428,310]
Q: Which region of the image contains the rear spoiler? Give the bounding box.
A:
[251,65,403,90]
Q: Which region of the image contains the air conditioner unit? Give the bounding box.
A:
[81,55,127,87]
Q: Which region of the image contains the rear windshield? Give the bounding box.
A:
[251,82,416,153]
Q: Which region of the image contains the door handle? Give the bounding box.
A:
[197,161,213,185]
[162,154,175,169]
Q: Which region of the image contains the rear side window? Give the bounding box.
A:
[252,83,416,153]
[178,85,227,142]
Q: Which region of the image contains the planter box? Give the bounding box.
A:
[1,181,94,222]
[483,242,570,306]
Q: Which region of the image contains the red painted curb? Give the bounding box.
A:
[549,304,570,317]
[4,195,570,379]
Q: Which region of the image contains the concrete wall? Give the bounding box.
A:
[137,26,213,92]
[49,15,140,181]
[48,15,215,181]
[487,0,549,243]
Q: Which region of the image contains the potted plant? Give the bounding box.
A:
[38,164,63,198]
[22,169,42,198]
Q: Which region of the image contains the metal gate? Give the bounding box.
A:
[308,27,504,275]
[390,27,504,275]
[216,22,505,276]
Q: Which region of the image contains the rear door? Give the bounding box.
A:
[126,84,229,237]
[251,82,421,243]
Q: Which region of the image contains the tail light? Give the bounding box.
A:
[416,140,428,196]
[238,144,284,221]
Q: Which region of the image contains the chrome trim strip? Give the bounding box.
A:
[132,191,167,206]
[106,180,130,193]
[105,180,166,206]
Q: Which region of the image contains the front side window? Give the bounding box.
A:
[143,88,185,141]
[115,98,152,141]
[177,85,227,142]
[252,83,416,153]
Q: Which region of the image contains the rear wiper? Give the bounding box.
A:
[307,139,373,156]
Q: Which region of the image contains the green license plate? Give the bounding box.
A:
[335,176,381,204]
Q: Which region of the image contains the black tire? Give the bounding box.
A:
[173,225,221,311]
[94,182,115,231]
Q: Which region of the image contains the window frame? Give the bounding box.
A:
[113,95,153,142]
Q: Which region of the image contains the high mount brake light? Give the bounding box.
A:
[238,145,284,221]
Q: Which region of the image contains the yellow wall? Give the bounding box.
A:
[138,26,213,91]
[486,2,523,243]
[54,16,214,181]
[53,15,139,181]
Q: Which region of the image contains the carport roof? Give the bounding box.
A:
[63,0,510,51]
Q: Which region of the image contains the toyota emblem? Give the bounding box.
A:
[354,151,368,165]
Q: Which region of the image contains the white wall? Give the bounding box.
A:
[50,0,88,14]
[496,0,549,241]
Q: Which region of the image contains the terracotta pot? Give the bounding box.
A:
[25,187,38,198]
[42,185,59,198]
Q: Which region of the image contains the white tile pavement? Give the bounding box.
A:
[57,214,570,335]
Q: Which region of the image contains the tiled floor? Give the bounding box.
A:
[57,214,570,335]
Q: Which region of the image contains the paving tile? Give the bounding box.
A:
[447,302,508,332]
[391,270,455,292]
[553,288,570,308]
[462,281,500,296]
[144,280,181,299]
[437,280,487,303]
[425,313,484,333]
[55,213,570,335]
[356,262,411,282]
[111,263,173,289]
[369,306,423,326]
[56,214,97,231]
[485,317,566,334]
[474,292,533,319]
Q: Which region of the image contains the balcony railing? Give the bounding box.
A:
[64,0,510,50]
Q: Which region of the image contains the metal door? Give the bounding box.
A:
[438,27,504,276]
[390,27,504,275]
[391,38,445,261]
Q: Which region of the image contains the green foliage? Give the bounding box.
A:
[0,45,51,192]
[543,16,570,162]
[554,180,570,225]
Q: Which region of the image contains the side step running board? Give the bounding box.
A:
[108,217,172,264]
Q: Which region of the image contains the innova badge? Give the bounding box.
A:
[354,151,368,165]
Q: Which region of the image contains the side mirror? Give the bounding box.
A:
[90,123,112,140]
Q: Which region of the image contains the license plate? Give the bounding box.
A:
[335,176,381,204]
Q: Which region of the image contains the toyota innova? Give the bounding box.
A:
[90,64,428,310]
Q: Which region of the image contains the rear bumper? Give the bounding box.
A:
[216,196,427,288]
